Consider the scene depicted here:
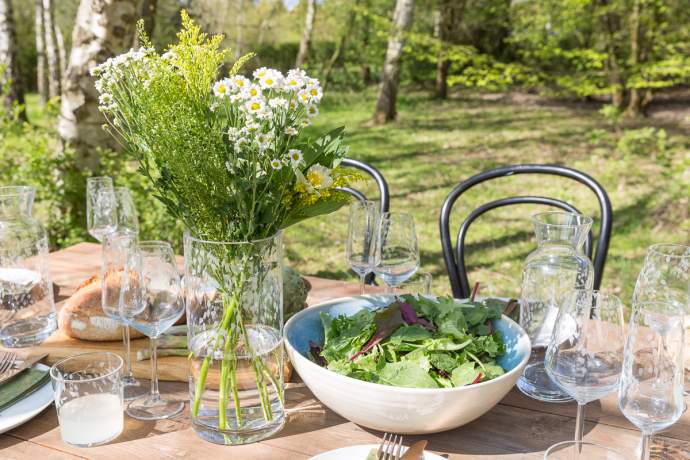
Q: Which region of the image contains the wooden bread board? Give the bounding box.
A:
[24,329,292,384]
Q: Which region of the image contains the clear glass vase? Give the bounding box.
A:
[518,212,594,402]
[184,231,285,445]
[0,186,57,347]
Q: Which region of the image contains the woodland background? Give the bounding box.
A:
[0,0,688,299]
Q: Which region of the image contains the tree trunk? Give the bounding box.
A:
[321,1,359,90]
[58,0,138,172]
[625,0,643,117]
[55,25,66,77]
[235,0,244,60]
[35,0,48,105]
[434,0,455,99]
[43,0,61,98]
[360,0,372,85]
[133,0,156,47]
[598,0,626,109]
[372,0,415,124]
[0,0,26,120]
[295,0,316,68]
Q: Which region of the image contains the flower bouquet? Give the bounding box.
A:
[93,12,358,444]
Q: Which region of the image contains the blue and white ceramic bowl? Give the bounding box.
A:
[284,295,531,434]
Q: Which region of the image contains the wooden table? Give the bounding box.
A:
[2,243,689,459]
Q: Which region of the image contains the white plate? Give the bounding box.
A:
[310,444,445,460]
[0,363,54,434]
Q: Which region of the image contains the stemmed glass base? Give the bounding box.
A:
[127,395,184,420]
[123,376,148,401]
[544,441,627,460]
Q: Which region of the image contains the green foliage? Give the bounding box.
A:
[616,127,667,158]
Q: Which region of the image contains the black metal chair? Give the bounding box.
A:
[439,164,613,298]
[339,158,390,213]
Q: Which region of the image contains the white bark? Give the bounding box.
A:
[58,0,138,169]
[35,0,48,104]
[295,0,316,68]
[43,0,61,98]
[235,0,244,59]
[0,0,25,118]
[373,0,415,123]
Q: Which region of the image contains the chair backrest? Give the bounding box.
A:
[338,158,390,213]
[439,164,613,298]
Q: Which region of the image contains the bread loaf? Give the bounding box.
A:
[58,275,145,341]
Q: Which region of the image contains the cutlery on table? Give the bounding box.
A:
[377,432,404,460]
[0,353,48,385]
[400,440,428,460]
[0,352,17,378]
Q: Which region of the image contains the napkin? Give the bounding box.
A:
[0,368,50,412]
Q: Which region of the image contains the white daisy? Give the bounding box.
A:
[284,70,305,91]
[297,89,311,105]
[285,126,298,136]
[301,118,312,127]
[306,164,333,189]
[212,78,232,97]
[287,149,304,166]
[256,132,273,145]
[270,159,283,170]
[231,75,250,92]
[243,83,262,99]
[243,97,266,114]
[306,104,319,118]
[259,69,284,89]
[253,67,269,80]
[305,84,323,103]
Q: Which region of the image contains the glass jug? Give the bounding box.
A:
[0,186,57,347]
[518,211,594,402]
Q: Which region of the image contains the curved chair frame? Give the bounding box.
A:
[338,158,390,213]
[440,164,612,298]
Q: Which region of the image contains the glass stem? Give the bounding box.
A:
[150,337,160,401]
[123,324,132,378]
[640,434,651,460]
[574,402,585,443]
[359,273,366,295]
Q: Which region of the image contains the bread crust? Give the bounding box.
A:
[58,275,145,341]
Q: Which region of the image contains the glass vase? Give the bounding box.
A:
[518,211,594,402]
[0,186,57,347]
[184,231,285,445]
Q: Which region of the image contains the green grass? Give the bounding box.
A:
[286,88,690,302]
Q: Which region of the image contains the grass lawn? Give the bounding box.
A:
[286,88,690,303]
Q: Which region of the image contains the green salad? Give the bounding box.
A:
[308,295,510,389]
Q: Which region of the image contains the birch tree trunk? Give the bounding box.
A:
[372,0,414,124]
[35,0,48,105]
[59,0,138,171]
[55,25,66,77]
[0,0,25,120]
[43,0,61,98]
[625,0,644,117]
[295,0,316,68]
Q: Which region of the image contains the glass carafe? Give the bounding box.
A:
[0,186,57,347]
[518,211,594,402]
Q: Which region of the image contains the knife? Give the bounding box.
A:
[0,353,48,385]
[400,440,428,460]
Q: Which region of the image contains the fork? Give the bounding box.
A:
[377,432,404,460]
[0,351,17,378]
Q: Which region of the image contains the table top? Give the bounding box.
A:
[2,243,689,459]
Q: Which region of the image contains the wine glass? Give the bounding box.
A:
[113,187,140,235]
[346,200,380,295]
[619,301,685,460]
[373,212,419,293]
[544,290,625,457]
[86,177,116,242]
[394,271,432,296]
[121,241,185,420]
[633,243,689,394]
[101,231,147,400]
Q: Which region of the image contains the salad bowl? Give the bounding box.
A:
[284,295,531,435]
